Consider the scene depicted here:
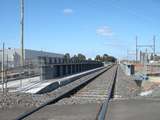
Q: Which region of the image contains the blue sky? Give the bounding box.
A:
[0,0,160,59]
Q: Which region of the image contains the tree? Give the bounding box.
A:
[102,54,109,61]
[88,58,92,61]
[77,53,86,61]
[95,54,116,63]
[64,53,70,62]
[71,55,78,61]
[107,56,117,62]
[95,55,101,61]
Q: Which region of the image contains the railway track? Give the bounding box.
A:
[56,65,117,105]
[14,64,117,120]
[97,65,117,120]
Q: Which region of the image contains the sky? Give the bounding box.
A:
[0,0,160,59]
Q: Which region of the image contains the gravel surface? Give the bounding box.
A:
[0,92,37,109]
[114,66,140,99]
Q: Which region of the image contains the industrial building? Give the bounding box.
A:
[0,48,64,68]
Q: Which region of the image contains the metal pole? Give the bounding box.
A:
[127,49,129,64]
[153,35,156,56]
[5,54,8,93]
[1,43,4,94]
[20,0,24,66]
[29,50,31,82]
[136,36,138,62]
[40,50,43,81]
[144,49,148,75]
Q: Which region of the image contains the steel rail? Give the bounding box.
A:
[14,65,114,120]
[97,65,118,120]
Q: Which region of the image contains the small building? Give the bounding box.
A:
[121,63,135,76]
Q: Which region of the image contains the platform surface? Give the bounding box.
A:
[24,103,100,120]
[106,98,160,120]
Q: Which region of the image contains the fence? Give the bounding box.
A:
[0,56,103,93]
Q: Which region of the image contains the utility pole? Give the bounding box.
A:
[136,36,138,62]
[153,35,156,56]
[40,49,43,81]
[20,0,24,66]
[1,43,5,94]
[5,54,8,93]
[152,35,156,62]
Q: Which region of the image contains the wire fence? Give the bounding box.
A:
[0,57,103,94]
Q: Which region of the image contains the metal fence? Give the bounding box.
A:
[0,56,103,93]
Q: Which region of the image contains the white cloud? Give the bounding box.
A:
[96,26,113,37]
[63,8,73,15]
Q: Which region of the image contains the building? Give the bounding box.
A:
[0,48,64,68]
[140,51,149,64]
